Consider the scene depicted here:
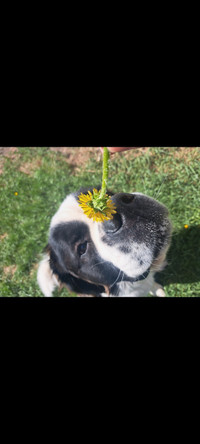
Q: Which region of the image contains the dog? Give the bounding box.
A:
[37,187,172,297]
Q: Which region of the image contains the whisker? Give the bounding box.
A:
[91,260,110,269]
[110,269,123,289]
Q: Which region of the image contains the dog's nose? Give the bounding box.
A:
[102,194,135,233]
[102,213,122,233]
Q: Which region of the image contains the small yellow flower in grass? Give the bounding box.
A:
[184,224,189,229]
[14,192,18,196]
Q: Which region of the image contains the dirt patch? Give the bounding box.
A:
[49,147,152,171]
[0,147,20,174]
[172,147,200,161]
[0,147,19,158]
[0,147,43,176]
[115,147,151,159]
[0,147,101,175]
[3,265,17,276]
[19,158,42,176]
[50,147,100,169]
[0,233,8,240]
[160,147,200,174]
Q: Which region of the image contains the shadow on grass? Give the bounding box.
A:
[155,225,200,285]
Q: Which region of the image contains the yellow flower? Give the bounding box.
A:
[78,189,117,222]
[184,224,189,229]
[14,192,18,196]
[78,148,116,222]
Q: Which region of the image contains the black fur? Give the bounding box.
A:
[49,248,105,296]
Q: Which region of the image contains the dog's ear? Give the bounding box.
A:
[37,244,105,298]
[37,250,59,297]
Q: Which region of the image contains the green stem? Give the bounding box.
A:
[100,147,109,199]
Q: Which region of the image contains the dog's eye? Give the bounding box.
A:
[77,241,88,256]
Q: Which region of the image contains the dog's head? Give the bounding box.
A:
[37,187,172,297]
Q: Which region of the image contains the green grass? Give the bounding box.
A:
[0,147,200,297]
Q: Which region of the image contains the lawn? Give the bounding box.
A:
[0,147,199,297]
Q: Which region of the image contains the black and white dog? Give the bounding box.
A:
[37,187,172,297]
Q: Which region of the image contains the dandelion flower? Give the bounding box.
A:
[78,188,116,222]
[78,147,117,222]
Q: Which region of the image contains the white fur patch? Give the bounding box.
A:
[50,194,95,230]
[90,222,153,279]
[37,254,59,297]
[111,272,155,297]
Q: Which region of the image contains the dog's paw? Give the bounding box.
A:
[149,282,166,297]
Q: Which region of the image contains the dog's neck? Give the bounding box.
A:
[103,271,155,297]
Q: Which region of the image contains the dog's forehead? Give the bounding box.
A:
[50,194,94,229]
